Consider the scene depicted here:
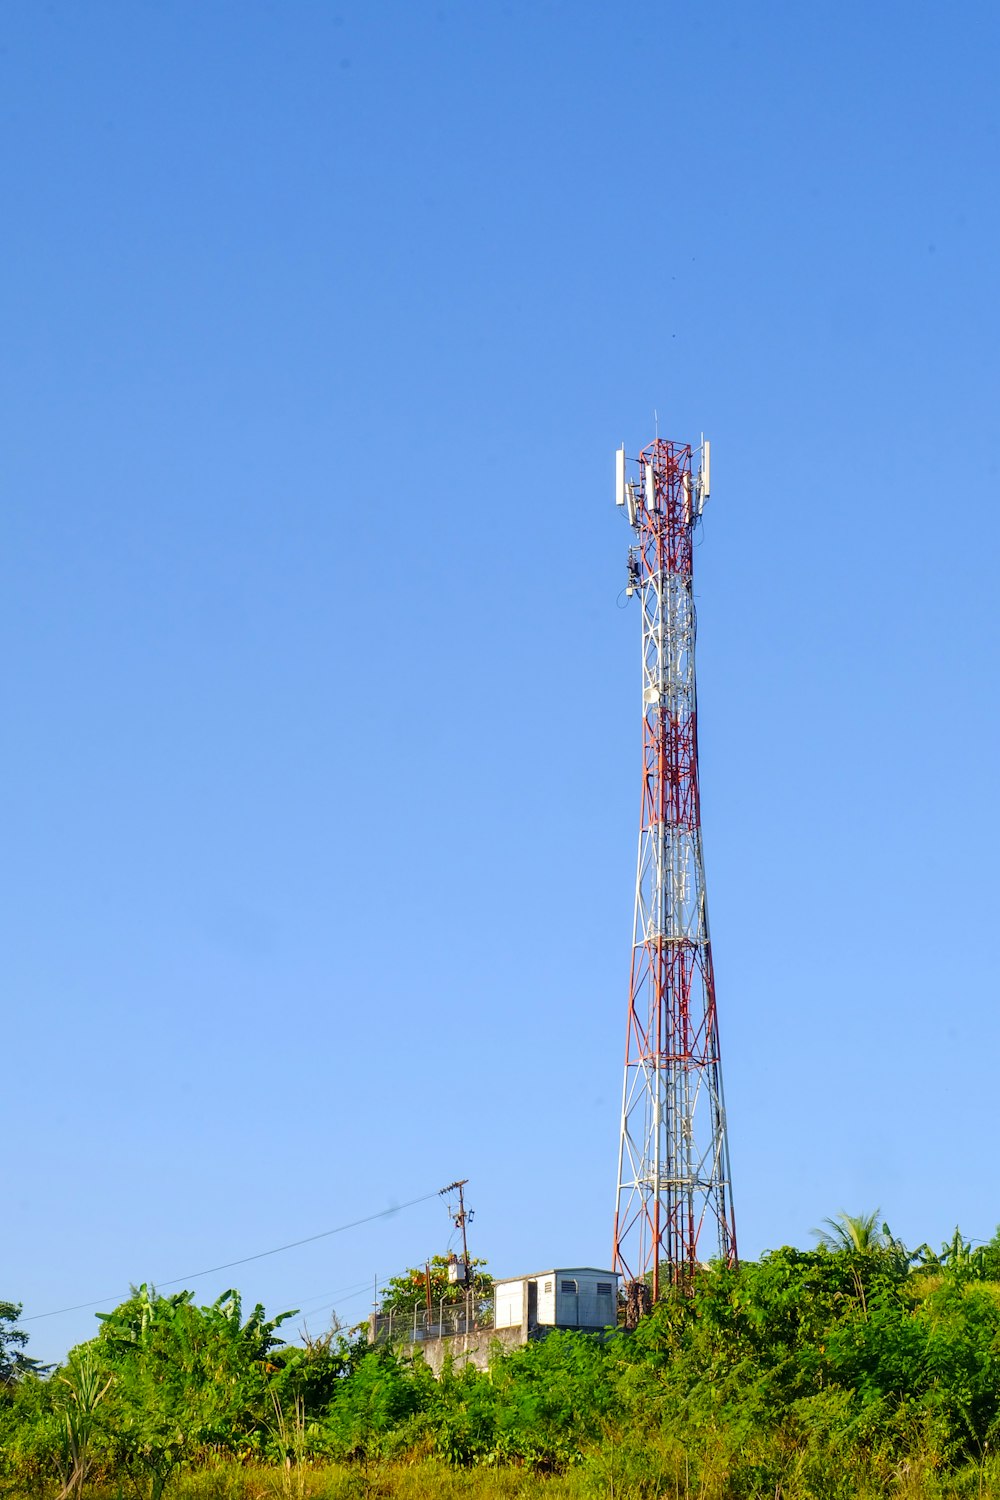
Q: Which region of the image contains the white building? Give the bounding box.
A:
[493,1268,619,1333]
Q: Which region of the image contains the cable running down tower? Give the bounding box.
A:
[612,435,736,1305]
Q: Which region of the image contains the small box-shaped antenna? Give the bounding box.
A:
[644,461,656,511]
[615,444,626,506]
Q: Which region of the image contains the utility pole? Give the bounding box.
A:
[612,436,737,1310]
[440,1179,473,1287]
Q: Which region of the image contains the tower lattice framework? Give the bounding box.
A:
[612,436,737,1302]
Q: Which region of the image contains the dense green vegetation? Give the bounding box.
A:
[7,1222,1000,1498]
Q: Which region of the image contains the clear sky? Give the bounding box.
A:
[4,0,999,1365]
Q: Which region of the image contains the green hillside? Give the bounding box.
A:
[6,1220,1000,1498]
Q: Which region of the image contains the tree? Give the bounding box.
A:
[0,1301,40,1384]
[323,1345,431,1467]
[811,1211,914,1317]
[376,1255,492,1318]
[87,1284,298,1497]
[971,1224,1000,1282]
[813,1210,887,1254]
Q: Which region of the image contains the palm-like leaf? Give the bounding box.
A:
[813,1209,885,1252]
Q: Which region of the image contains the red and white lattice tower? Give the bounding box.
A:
[612,435,737,1303]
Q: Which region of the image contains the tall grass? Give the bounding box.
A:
[71,1451,1000,1500]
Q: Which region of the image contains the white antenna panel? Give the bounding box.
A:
[644,461,655,510]
[626,482,637,527]
[701,440,711,505]
[615,445,626,506]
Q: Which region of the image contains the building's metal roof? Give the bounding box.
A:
[493,1268,618,1285]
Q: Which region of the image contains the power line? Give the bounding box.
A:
[281,1276,376,1312]
[22,1188,442,1323]
[293,1281,377,1319]
[291,1267,411,1324]
[283,1270,400,1319]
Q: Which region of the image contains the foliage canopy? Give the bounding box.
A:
[7,1222,1000,1498]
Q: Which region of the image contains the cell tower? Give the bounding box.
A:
[612,435,737,1305]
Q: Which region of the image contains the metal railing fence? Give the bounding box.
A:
[370,1290,493,1345]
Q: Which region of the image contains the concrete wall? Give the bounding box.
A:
[406,1323,527,1375]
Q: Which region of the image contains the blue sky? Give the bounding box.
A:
[3,0,999,1364]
